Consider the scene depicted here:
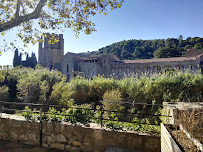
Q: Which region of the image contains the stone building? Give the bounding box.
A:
[38,34,203,80]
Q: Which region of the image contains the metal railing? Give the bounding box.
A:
[0,100,202,151]
[0,100,173,127]
[0,100,174,146]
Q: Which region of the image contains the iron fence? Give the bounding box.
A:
[0,100,174,127]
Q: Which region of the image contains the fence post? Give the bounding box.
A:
[39,108,42,146]
[100,102,103,128]
[0,101,2,117]
[0,101,2,126]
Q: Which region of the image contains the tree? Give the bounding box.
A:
[153,46,183,58]
[184,45,193,50]
[178,35,183,46]
[30,52,38,68]
[25,54,30,67]
[0,0,124,52]
[13,49,22,67]
[24,52,38,68]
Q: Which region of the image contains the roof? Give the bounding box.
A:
[121,57,197,64]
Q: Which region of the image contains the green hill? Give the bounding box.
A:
[89,36,203,60]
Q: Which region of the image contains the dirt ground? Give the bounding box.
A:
[166,125,201,152]
[0,140,64,152]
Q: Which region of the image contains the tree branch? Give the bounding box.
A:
[15,0,21,18]
[0,0,47,32]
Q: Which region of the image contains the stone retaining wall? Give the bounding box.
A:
[0,115,160,152]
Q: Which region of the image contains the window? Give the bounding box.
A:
[67,64,69,73]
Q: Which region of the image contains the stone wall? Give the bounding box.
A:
[0,114,160,152]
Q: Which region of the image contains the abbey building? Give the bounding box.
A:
[38,34,203,80]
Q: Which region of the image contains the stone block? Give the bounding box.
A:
[29,133,37,141]
[70,146,80,152]
[55,123,65,133]
[83,141,91,146]
[56,134,67,143]
[46,122,54,131]
[64,131,74,139]
[0,123,5,132]
[94,129,103,140]
[42,135,48,143]
[50,143,65,150]
[47,134,56,144]
[10,131,18,140]
[65,144,71,150]
[83,136,92,143]
[0,131,8,139]
[42,143,49,148]
[73,141,82,147]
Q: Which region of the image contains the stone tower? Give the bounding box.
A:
[38,33,64,71]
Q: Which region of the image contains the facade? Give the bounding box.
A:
[38,34,203,80]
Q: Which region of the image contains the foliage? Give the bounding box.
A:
[89,36,203,60]
[0,85,9,102]
[24,52,38,68]
[1,67,203,105]
[13,50,38,68]
[20,104,94,123]
[18,105,160,134]
[102,89,124,117]
[0,66,65,103]
[13,49,22,67]
[21,106,38,120]
[16,67,65,103]
[50,78,74,106]
[67,76,118,104]
[153,46,183,58]
[0,0,123,52]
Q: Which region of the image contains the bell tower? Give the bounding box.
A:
[38,33,64,71]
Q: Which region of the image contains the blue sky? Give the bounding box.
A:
[1,0,203,65]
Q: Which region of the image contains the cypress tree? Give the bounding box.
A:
[25,54,30,67]
[13,49,22,67]
[31,52,38,68]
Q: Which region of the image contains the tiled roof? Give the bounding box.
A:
[121,57,197,64]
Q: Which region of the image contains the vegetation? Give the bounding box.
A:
[0,66,65,103]
[89,36,203,59]
[0,66,201,134]
[0,66,202,105]
[13,49,37,68]
[0,0,123,53]
[19,105,160,134]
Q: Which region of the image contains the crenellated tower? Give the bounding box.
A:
[38,33,64,71]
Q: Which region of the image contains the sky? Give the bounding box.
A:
[1,0,203,65]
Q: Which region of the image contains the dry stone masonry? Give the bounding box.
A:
[0,114,160,152]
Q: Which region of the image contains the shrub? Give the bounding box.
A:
[102,89,124,118]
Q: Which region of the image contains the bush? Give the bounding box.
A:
[102,89,124,118]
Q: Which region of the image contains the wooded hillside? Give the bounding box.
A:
[89,36,203,59]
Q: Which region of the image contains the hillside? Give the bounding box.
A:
[89,36,203,60]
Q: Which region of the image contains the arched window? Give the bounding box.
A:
[67,64,69,73]
[153,66,161,73]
